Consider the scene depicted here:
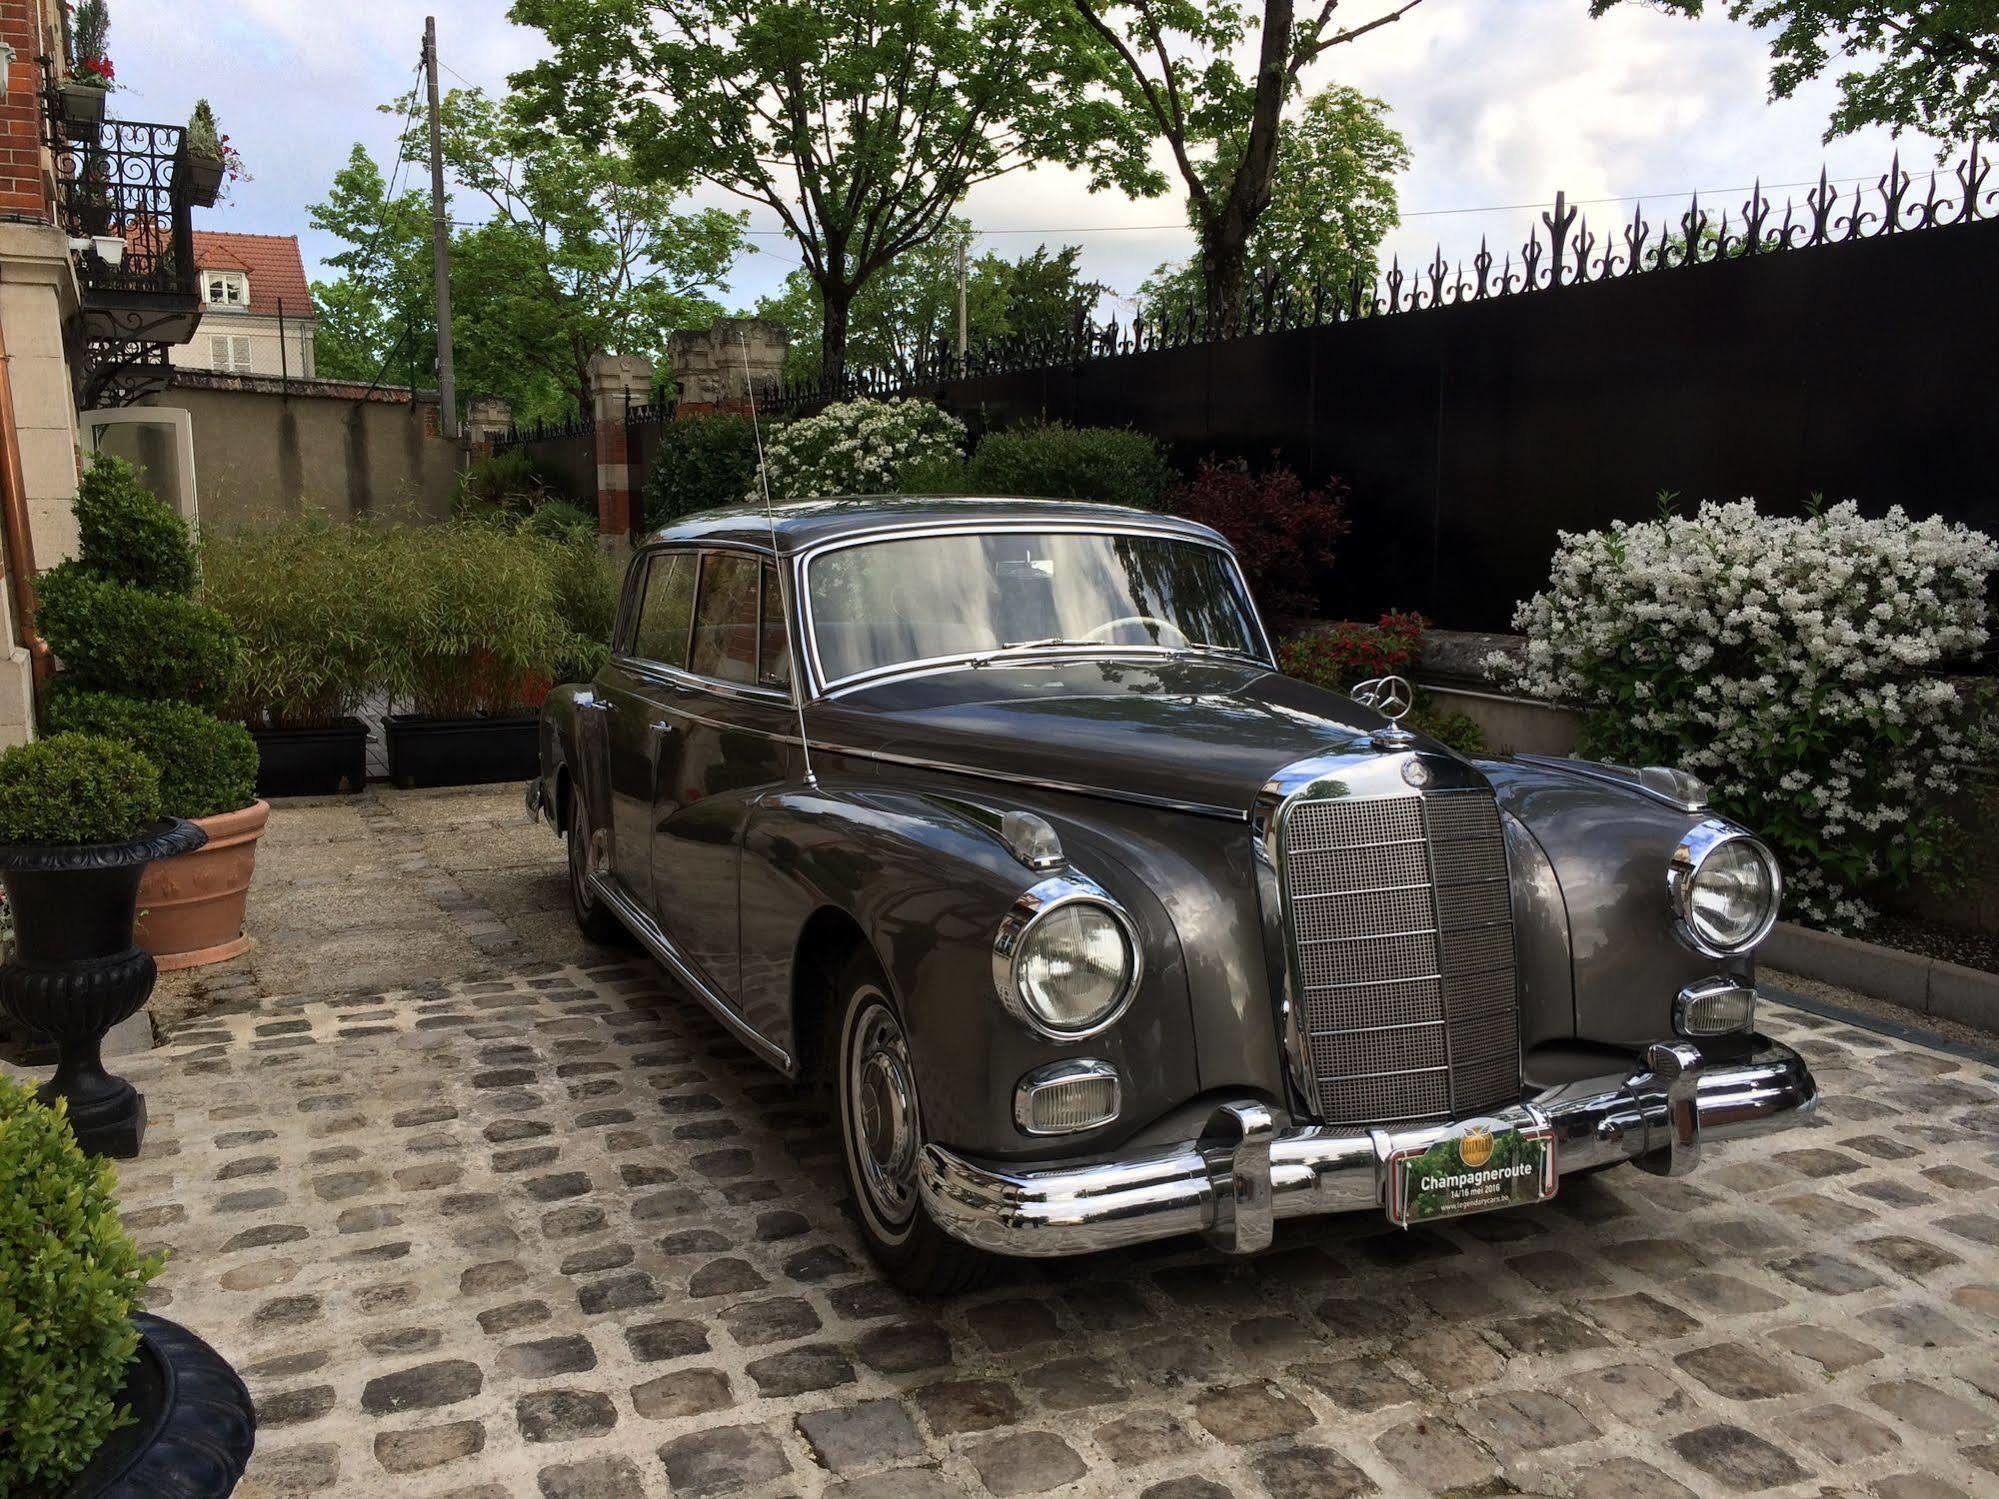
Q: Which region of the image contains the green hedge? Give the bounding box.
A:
[964,423,1174,510]
[0,732,161,846]
[72,454,196,596]
[44,688,258,821]
[0,1076,162,1493]
[37,564,239,711]
[375,524,564,717]
[642,412,758,527]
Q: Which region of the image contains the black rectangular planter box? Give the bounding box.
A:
[385,714,539,789]
[251,718,370,797]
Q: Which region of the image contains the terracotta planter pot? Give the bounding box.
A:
[134,801,269,972]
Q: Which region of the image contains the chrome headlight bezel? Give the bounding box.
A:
[1668,818,1783,958]
[991,873,1143,1040]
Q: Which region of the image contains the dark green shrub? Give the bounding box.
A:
[964,423,1174,510]
[523,499,597,543]
[44,688,257,820]
[37,565,239,711]
[1409,705,1487,756]
[544,535,622,683]
[455,450,550,523]
[200,520,383,729]
[0,1075,163,1493]
[643,413,758,527]
[0,732,160,845]
[73,454,196,596]
[894,450,969,495]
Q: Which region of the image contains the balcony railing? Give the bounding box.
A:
[43,70,204,405]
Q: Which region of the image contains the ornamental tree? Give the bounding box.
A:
[508,0,1158,385]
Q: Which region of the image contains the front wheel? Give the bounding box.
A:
[833,952,991,1295]
[567,785,627,945]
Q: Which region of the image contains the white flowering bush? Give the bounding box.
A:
[752,398,966,501]
[1497,499,1998,929]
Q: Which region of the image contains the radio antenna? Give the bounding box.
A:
[740,329,815,787]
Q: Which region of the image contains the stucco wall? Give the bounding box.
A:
[137,372,461,530]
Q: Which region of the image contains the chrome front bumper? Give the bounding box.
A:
[918,1037,1816,1257]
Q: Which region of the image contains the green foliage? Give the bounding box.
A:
[375,524,564,717]
[309,87,744,421]
[456,450,551,524]
[72,455,197,597]
[1063,0,1417,322]
[753,222,1107,382]
[510,0,1158,381]
[1409,704,1487,756]
[37,564,239,711]
[964,422,1173,510]
[1589,1,1997,146]
[546,536,624,682]
[642,412,758,527]
[1141,86,1409,325]
[185,98,221,159]
[0,733,161,846]
[200,520,384,729]
[70,0,109,64]
[523,500,598,544]
[0,1076,162,1494]
[894,450,970,495]
[43,689,257,821]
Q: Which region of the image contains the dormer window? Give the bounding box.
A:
[205,270,248,308]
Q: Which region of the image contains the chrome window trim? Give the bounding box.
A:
[990,871,1145,1041]
[792,520,1275,698]
[615,539,806,710]
[1667,818,1783,958]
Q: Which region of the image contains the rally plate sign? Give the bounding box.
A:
[1385,1119,1557,1226]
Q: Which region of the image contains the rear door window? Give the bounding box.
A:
[689,552,760,685]
[628,550,695,668]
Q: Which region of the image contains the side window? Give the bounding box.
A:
[759,561,791,689]
[689,552,760,684]
[629,551,695,667]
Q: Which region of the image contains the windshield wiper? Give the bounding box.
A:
[970,636,1103,666]
[1175,641,1266,663]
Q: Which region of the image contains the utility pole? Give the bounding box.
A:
[423,15,458,438]
[954,237,968,373]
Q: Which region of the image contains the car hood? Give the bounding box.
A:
[810,657,1411,814]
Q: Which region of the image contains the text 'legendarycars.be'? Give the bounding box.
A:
[530,497,1816,1293]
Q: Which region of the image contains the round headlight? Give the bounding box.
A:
[994,880,1141,1038]
[1670,821,1781,956]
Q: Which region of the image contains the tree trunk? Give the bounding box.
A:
[1198,0,1295,333]
[821,286,852,390]
[1199,212,1253,334]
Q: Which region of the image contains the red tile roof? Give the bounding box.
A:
[191,231,315,319]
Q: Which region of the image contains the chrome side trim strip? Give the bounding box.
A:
[589,873,795,1076]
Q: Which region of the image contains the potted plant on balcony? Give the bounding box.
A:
[0,1076,256,1495]
[35,457,268,972]
[179,100,226,208]
[380,522,561,787]
[59,0,114,138]
[202,518,380,796]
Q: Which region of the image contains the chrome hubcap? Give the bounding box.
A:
[848,999,919,1227]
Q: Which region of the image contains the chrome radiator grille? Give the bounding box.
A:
[1279,787,1520,1126]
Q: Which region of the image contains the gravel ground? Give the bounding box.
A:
[1866,914,1999,977]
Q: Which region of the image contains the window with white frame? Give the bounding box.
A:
[210,335,253,372]
[204,271,248,308]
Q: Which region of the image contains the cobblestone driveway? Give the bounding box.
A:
[104,950,1999,1499]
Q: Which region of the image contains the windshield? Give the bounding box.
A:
[806,529,1267,685]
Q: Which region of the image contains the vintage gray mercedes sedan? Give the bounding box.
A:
[529,497,1817,1292]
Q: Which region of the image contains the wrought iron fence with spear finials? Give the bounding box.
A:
[758,142,1998,415]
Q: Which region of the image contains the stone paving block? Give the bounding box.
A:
[797,1398,927,1471]
[965,1431,1088,1496]
[658,1423,792,1496]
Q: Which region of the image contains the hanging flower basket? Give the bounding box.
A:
[179,151,224,208]
[58,80,108,138]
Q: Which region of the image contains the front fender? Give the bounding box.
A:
[739,780,1204,1162]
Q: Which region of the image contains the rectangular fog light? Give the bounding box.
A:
[1676,979,1755,1036]
[1015,1060,1120,1135]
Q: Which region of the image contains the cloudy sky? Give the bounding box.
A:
[110,0,1950,313]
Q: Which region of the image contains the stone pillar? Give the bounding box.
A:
[665,318,788,416]
[464,395,513,455]
[587,353,653,542]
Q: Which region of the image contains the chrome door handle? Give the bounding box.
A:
[649,720,678,741]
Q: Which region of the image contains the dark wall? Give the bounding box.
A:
[899,219,1999,629]
[518,432,596,507]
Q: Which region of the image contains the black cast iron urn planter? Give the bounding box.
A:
[0,820,205,1158]
[60,1313,257,1499]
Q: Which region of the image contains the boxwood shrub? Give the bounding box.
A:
[0,1075,163,1494]
[72,454,197,597]
[964,423,1174,510]
[643,412,758,527]
[0,732,161,846]
[44,688,257,821]
[36,564,239,711]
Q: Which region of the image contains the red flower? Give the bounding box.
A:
[80,55,114,83]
